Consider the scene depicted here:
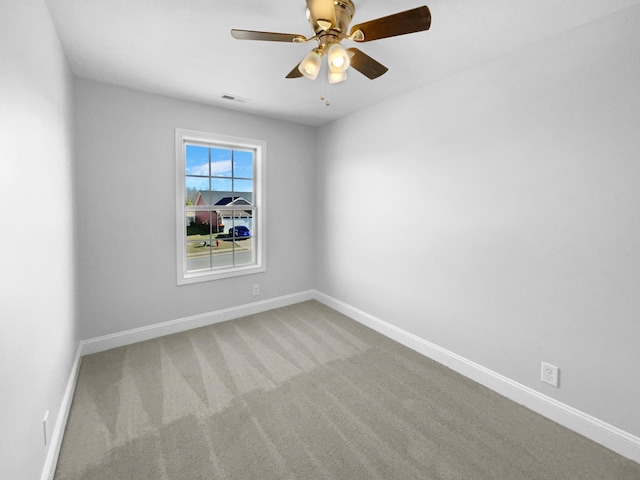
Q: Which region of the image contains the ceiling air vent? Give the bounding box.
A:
[221,93,248,103]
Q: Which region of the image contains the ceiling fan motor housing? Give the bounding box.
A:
[309,0,355,40]
[333,0,356,33]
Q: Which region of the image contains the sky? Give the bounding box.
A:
[185,144,254,194]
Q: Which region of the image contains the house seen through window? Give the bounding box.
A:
[176,129,265,284]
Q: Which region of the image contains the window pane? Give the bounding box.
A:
[224,211,253,266]
[235,212,254,266]
[187,211,211,238]
[187,240,212,272]
[211,178,233,195]
[234,237,254,266]
[186,209,212,272]
[234,150,253,179]
[246,211,254,236]
[186,176,209,205]
[211,148,232,178]
[211,210,225,233]
[185,145,209,176]
[233,179,253,196]
[211,231,235,269]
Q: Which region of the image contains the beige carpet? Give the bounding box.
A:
[54,300,640,479]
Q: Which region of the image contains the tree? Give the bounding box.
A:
[185,187,199,206]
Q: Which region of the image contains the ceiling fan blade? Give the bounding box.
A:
[306,0,337,30]
[347,48,388,79]
[231,29,307,43]
[286,63,304,79]
[349,6,431,42]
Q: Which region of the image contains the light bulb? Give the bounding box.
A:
[327,43,350,74]
[331,56,344,69]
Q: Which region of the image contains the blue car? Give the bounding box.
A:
[228,226,251,240]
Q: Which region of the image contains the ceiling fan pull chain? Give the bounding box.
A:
[320,61,330,106]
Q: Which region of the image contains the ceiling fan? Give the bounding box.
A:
[231,0,431,84]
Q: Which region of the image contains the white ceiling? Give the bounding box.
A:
[45,0,640,126]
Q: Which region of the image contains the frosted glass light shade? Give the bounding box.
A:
[328,43,350,73]
[328,70,348,84]
[298,50,322,80]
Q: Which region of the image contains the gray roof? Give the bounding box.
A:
[195,191,253,206]
[215,196,251,206]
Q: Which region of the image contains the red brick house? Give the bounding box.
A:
[192,191,253,233]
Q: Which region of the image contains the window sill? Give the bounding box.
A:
[178,263,266,285]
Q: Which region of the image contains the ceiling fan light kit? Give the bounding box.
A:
[328,70,348,85]
[299,49,323,79]
[327,42,350,73]
[231,0,431,87]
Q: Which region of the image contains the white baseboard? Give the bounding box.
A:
[46,288,640,480]
[312,290,640,465]
[40,344,83,480]
[41,291,315,479]
[80,290,316,356]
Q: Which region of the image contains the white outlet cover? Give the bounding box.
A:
[541,362,559,387]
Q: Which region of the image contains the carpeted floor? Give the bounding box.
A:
[54,300,640,479]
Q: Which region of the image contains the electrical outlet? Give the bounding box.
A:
[43,410,49,446]
[252,284,260,296]
[541,362,559,387]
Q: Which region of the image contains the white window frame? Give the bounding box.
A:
[175,128,266,285]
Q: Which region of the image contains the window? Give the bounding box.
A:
[176,129,265,284]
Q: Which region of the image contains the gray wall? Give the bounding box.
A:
[4,3,640,478]
[316,6,640,438]
[0,1,78,478]
[73,79,317,339]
